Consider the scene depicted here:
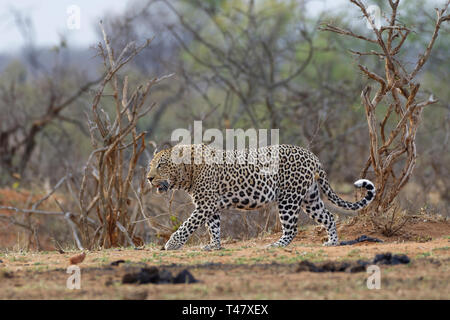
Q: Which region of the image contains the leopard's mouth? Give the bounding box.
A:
[155,180,169,193]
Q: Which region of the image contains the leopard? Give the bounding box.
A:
[147,144,376,250]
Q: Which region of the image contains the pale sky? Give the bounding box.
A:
[0,0,129,53]
[0,0,346,54]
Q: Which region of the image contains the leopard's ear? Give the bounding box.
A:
[153,141,174,156]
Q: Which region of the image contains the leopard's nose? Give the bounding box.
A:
[148,177,154,183]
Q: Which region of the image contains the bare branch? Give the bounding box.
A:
[319,23,378,44]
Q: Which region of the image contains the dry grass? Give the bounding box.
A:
[0,222,449,300]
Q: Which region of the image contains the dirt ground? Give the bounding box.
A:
[0,220,449,300]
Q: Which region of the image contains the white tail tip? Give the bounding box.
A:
[354,179,374,188]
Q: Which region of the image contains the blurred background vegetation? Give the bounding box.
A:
[0,0,448,250]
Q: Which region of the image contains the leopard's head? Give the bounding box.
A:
[147,145,195,193]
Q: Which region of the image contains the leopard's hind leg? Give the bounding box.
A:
[302,182,338,246]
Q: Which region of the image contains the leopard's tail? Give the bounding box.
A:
[316,166,376,211]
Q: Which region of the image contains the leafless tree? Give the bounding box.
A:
[0,11,104,183]
[322,0,449,228]
[75,22,172,248]
[160,0,316,130]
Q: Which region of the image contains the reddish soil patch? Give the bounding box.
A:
[314,215,450,244]
[0,188,65,250]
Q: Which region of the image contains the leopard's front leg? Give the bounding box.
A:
[203,213,222,251]
[164,202,218,250]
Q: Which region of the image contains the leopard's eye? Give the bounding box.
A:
[157,162,165,169]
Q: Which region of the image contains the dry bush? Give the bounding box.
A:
[370,203,409,237]
[0,24,172,250]
[322,0,449,231]
[75,23,173,248]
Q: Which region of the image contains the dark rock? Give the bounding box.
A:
[373,253,410,265]
[122,266,159,284]
[173,269,198,284]
[297,261,354,273]
[122,273,139,284]
[138,267,160,284]
[373,253,391,264]
[345,264,367,273]
[110,260,125,266]
[158,270,174,284]
[356,259,371,267]
[339,235,384,246]
[321,261,350,272]
[393,254,410,264]
[297,260,364,273]
[0,270,13,279]
[122,267,198,285]
[296,253,411,274]
[296,260,320,272]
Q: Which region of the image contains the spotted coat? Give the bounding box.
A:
[147,144,376,250]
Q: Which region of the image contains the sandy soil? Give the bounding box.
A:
[1,187,449,299]
[1,227,449,300]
